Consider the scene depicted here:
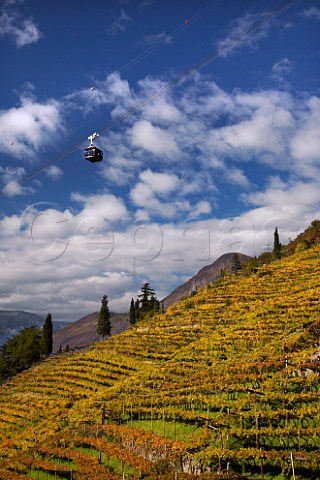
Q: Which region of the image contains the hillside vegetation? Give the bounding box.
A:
[0,243,319,479]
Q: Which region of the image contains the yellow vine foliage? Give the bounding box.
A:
[0,244,320,478]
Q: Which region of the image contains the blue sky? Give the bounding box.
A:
[0,0,319,322]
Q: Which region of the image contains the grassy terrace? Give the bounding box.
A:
[0,244,319,479]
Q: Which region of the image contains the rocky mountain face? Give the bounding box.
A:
[0,310,67,347]
[162,252,252,307]
[52,312,128,353]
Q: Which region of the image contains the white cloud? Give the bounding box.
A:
[224,167,250,188]
[102,160,133,186]
[131,119,179,158]
[290,96,320,166]
[99,135,141,187]
[0,7,42,47]
[139,169,179,194]
[271,58,294,86]
[130,170,182,218]
[142,95,183,123]
[130,181,176,218]
[64,72,132,117]
[206,88,318,176]
[134,77,184,123]
[68,72,319,198]
[189,201,212,218]
[272,58,293,77]
[71,192,129,224]
[183,81,234,119]
[129,169,214,220]
[105,72,131,98]
[217,12,271,57]
[0,166,35,196]
[45,165,63,180]
[0,94,63,159]
[221,115,283,153]
[241,179,320,221]
[140,31,172,46]
[2,72,319,205]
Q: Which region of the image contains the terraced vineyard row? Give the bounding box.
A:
[0,244,319,479]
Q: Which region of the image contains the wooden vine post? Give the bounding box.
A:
[255,414,259,449]
[290,451,296,480]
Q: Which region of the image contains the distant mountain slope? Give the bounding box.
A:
[163,252,251,307]
[55,254,249,351]
[52,311,128,352]
[0,310,67,346]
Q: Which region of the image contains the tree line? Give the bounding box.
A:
[96,282,162,335]
[0,277,163,381]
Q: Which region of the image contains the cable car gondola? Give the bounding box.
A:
[84,133,103,163]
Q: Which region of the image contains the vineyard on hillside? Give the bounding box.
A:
[0,244,319,479]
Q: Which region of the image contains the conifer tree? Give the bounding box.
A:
[138,282,156,313]
[135,299,140,321]
[129,298,136,325]
[42,313,53,357]
[150,294,160,312]
[273,227,282,259]
[0,327,42,381]
[97,294,111,339]
[133,283,159,320]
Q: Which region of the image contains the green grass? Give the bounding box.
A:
[30,471,68,480]
[77,446,138,477]
[29,457,76,480]
[130,419,204,441]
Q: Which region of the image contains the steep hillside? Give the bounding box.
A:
[52,311,128,353]
[0,245,319,479]
[163,252,251,307]
[285,219,320,256]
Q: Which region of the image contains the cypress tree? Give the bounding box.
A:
[42,313,53,357]
[129,298,136,325]
[273,227,281,259]
[135,299,140,321]
[97,294,111,339]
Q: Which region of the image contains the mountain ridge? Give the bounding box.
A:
[162,251,251,307]
[0,310,68,347]
[52,311,128,352]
